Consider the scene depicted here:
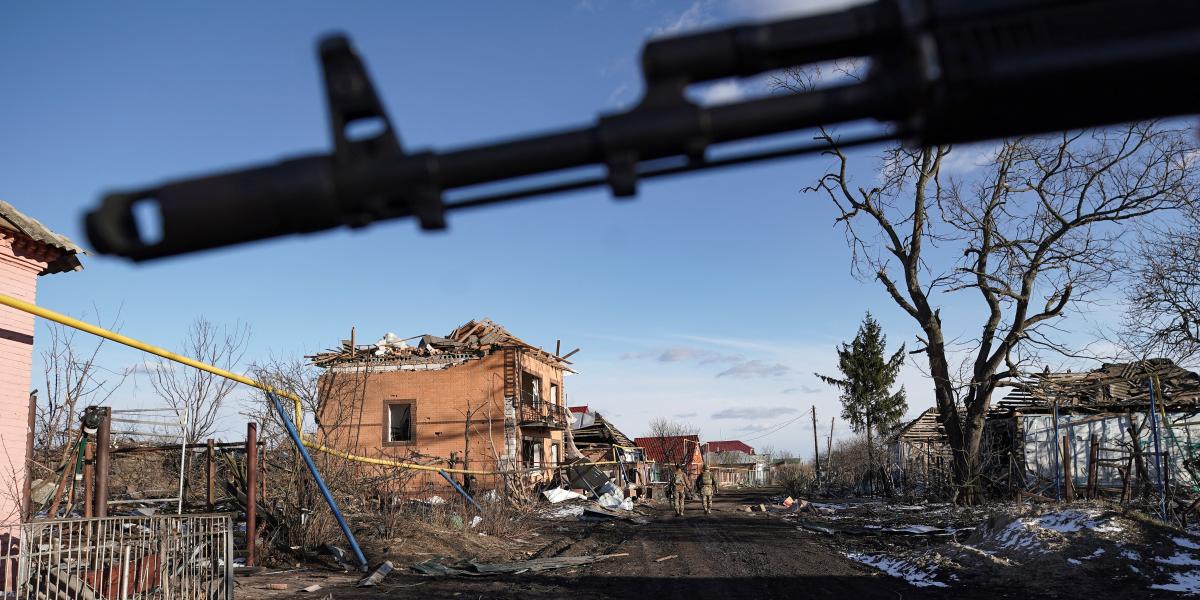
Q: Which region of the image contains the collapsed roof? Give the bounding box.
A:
[309,318,574,370]
[996,358,1200,414]
[571,410,636,449]
[890,407,948,444]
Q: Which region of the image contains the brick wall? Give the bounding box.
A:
[317,349,567,495]
[0,233,50,522]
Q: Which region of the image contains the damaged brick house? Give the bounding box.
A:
[310,319,573,494]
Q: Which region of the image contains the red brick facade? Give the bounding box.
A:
[317,347,568,495]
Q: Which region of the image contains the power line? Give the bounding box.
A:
[741,413,807,442]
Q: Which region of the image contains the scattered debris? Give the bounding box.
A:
[580,506,649,524]
[543,488,586,504]
[655,554,678,563]
[412,553,629,576]
[266,583,288,590]
[300,584,322,592]
[358,561,394,587]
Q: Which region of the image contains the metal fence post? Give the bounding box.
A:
[246,422,258,567]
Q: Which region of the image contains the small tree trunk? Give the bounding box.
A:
[866,414,874,494]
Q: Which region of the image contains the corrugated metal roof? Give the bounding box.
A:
[705,440,755,455]
[633,434,700,464]
[0,200,85,275]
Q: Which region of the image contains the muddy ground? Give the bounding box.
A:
[235,487,1167,599]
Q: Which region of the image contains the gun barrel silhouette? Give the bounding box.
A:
[85,0,1200,260]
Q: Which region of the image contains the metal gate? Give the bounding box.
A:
[13,514,232,600]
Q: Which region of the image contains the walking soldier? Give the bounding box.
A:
[670,466,688,516]
[698,464,716,514]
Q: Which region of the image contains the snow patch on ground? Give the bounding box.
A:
[1032,509,1121,534]
[1157,552,1200,567]
[845,552,947,588]
[1177,537,1200,550]
[1152,570,1200,595]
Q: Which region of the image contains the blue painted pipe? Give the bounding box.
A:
[438,469,484,514]
[267,392,369,570]
[1147,380,1167,520]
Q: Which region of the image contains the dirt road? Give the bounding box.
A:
[247,488,956,599]
[537,488,946,600]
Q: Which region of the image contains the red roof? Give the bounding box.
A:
[705,440,754,455]
[633,435,701,465]
[568,405,589,414]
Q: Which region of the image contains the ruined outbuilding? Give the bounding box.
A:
[981,359,1200,502]
[887,407,953,496]
[310,319,574,495]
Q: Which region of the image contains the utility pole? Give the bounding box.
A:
[826,417,835,470]
[811,406,821,483]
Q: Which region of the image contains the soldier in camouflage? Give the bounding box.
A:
[670,466,688,516]
[698,464,716,514]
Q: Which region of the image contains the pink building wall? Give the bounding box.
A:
[0,231,56,523]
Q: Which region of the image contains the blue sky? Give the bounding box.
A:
[0,1,1122,455]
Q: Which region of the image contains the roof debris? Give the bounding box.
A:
[309,318,574,370]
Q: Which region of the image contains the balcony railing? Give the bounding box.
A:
[518,398,568,428]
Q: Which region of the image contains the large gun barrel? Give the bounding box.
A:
[85,0,1200,261]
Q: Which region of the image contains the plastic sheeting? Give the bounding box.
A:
[1021,412,1200,489]
[542,488,586,504]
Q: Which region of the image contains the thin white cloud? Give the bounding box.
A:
[608,82,633,108]
[736,423,779,433]
[712,406,799,419]
[717,359,790,378]
[622,345,739,364]
[124,360,174,376]
[693,80,747,106]
[726,0,870,20]
[672,333,785,353]
[651,1,713,37]
[940,142,1002,175]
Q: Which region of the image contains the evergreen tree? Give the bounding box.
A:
[816,312,907,490]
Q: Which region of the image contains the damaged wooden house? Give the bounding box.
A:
[887,407,953,497]
[309,319,576,495]
[567,406,648,498]
[887,359,1200,503]
[978,359,1200,502]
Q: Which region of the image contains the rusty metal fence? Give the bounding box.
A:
[2,514,232,600]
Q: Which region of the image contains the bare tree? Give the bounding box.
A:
[645,417,699,477]
[149,317,249,444]
[1123,198,1200,364]
[37,319,127,457]
[31,318,128,516]
[802,120,1198,503]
